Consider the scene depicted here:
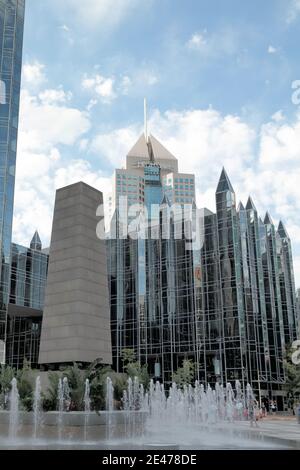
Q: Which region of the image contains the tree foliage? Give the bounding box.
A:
[121,348,149,388]
[172,359,195,388]
[0,365,15,409]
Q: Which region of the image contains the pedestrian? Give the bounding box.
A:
[271,400,277,414]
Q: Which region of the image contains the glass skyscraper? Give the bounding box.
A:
[6,232,49,369]
[107,133,299,409]
[0,0,25,363]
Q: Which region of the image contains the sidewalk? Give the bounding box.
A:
[232,416,300,449]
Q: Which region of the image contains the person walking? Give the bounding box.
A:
[271,400,277,414]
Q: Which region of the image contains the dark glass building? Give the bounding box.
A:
[107,134,299,407]
[0,0,25,363]
[296,289,300,332]
[6,232,49,369]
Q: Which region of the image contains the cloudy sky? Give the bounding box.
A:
[14,0,300,286]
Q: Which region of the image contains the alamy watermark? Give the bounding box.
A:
[291,340,300,365]
[96,197,204,252]
[0,80,6,105]
[291,80,300,106]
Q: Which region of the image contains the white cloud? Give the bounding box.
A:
[20,89,90,150]
[187,32,207,50]
[287,0,300,23]
[60,24,70,32]
[259,114,300,169]
[119,69,159,96]
[13,153,112,248]
[13,80,108,246]
[57,0,140,30]
[293,256,300,290]
[120,75,132,95]
[82,74,116,103]
[38,87,73,105]
[271,110,285,122]
[91,126,141,168]
[82,69,158,103]
[186,28,238,57]
[268,45,277,54]
[22,61,46,88]
[141,71,158,86]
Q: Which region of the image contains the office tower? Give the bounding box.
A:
[6,231,49,369]
[108,129,197,380]
[0,0,25,363]
[108,198,197,381]
[215,169,246,384]
[107,136,298,408]
[277,221,298,344]
[261,212,286,385]
[296,289,300,334]
[108,132,195,223]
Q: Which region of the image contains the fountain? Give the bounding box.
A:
[105,377,114,442]
[83,379,91,441]
[33,376,42,439]
[0,376,288,450]
[8,378,19,440]
[57,377,70,440]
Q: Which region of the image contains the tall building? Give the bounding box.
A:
[0,0,25,363]
[6,232,49,369]
[38,182,112,368]
[108,132,195,223]
[215,169,246,384]
[108,127,197,378]
[107,131,299,409]
[296,288,300,334]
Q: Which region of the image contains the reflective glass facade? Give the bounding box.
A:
[0,0,25,361]
[108,165,299,405]
[6,239,48,369]
[296,289,300,332]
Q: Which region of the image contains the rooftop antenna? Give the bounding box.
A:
[144,98,149,143]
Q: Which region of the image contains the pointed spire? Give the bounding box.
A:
[203,207,214,217]
[237,201,245,212]
[216,168,234,193]
[264,212,273,225]
[160,193,170,206]
[30,230,42,251]
[127,134,149,159]
[149,135,177,161]
[246,196,256,211]
[278,221,289,239]
[144,98,148,143]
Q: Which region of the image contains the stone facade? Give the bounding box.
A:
[38,182,112,366]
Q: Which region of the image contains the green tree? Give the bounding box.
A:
[42,371,60,411]
[89,365,114,410]
[121,348,136,366]
[0,365,15,409]
[126,362,149,388]
[16,360,34,411]
[64,363,87,411]
[121,348,149,388]
[172,359,195,388]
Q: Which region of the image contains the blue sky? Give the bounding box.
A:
[13,0,300,286]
